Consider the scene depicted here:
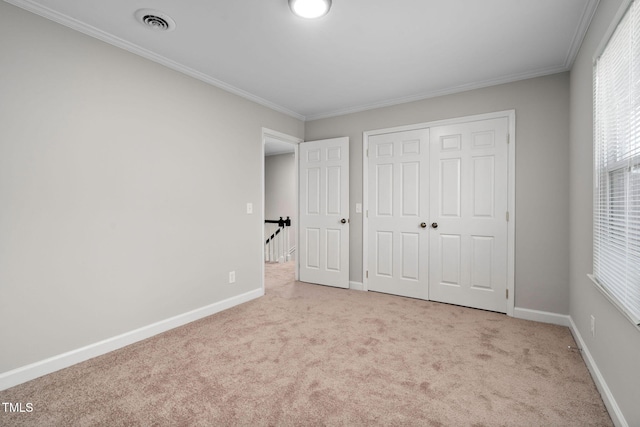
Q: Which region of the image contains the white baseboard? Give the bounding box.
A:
[568,317,628,427]
[0,288,264,391]
[514,308,627,426]
[349,281,364,291]
[513,307,571,327]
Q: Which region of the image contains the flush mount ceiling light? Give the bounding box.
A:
[289,0,332,19]
[135,9,176,31]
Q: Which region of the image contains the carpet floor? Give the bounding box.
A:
[0,262,612,426]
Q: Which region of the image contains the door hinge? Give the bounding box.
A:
[366,210,368,218]
[506,211,510,222]
[507,134,510,144]
[366,149,369,157]
[366,270,369,278]
[506,289,509,299]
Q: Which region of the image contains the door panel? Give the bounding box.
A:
[306,228,320,269]
[440,234,461,285]
[440,158,461,217]
[472,156,495,217]
[368,129,430,299]
[429,117,509,312]
[299,137,349,288]
[402,162,420,216]
[401,232,420,280]
[306,168,320,214]
[471,236,493,289]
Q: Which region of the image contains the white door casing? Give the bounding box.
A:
[367,129,430,299]
[428,117,509,313]
[299,137,350,288]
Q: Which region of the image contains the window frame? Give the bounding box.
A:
[591,0,640,328]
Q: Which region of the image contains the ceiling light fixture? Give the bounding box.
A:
[289,0,332,19]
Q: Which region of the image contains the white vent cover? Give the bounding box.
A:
[135,9,176,31]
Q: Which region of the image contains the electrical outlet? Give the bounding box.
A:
[590,315,596,337]
[229,271,236,284]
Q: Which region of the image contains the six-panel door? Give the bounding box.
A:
[367,129,430,299]
[428,118,509,312]
[299,137,350,288]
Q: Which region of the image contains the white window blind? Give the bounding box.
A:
[594,0,640,325]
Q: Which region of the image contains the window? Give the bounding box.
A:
[593,0,640,325]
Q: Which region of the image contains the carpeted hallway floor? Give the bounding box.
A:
[0,262,612,426]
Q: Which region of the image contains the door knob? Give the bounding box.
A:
[420,222,427,228]
[341,218,347,224]
[431,222,438,229]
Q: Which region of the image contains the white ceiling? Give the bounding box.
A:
[6,0,599,121]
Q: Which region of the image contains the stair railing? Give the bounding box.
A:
[265,216,291,263]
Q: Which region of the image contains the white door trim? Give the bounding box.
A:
[362,110,516,316]
[261,128,303,291]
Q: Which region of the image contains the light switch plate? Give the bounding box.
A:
[355,203,362,213]
[246,203,253,214]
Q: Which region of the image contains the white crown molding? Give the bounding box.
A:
[305,0,600,122]
[564,0,601,69]
[304,65,568,121]
[3,0,306,122]
[5,0,599,124]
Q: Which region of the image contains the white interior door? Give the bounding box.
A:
[428,118,509,312]
[299,137,349,288]
[367,129,430,299]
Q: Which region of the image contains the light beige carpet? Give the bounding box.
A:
[0,262,612,426]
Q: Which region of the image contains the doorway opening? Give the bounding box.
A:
[261,128,302,293]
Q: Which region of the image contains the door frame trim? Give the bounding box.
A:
[362,110,516,316]
[261,128,303,291]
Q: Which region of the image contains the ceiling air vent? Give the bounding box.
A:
[135,9,176,31]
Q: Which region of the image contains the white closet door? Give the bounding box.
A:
[428,118,509,313]
[367,129,430,299]
[299,137,349,288]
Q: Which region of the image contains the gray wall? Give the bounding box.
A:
[0,2,303,373]
[569,0,640,424]
[305,73,571,314]
[265,153,297,251]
